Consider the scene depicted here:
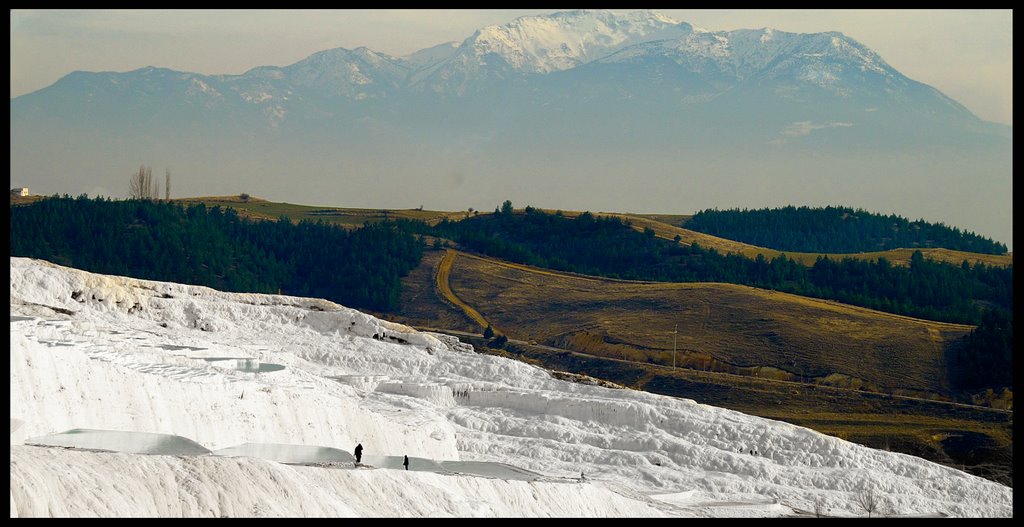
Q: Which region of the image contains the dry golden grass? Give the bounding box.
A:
[8,194,46,206]
[388,249,479,332]
[171,196,469,227]
[631,213,694,225]
[782,412,1010,443]
[602,212,1013,268]
[435,249,491,330]
[792,247,1014,268]
[441,250,973,396]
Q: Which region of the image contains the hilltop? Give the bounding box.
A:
[135,196,1016,268]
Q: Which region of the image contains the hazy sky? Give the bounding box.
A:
[9,9,1013,125]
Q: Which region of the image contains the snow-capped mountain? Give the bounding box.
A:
[14,9,982,123]
[593,27,901,91]
[408,10,694,94]
[585,26,975,115]
[276,46,410,98]
[9,257,1013,517]
[474,9,688,74]
[9,9,1012,247]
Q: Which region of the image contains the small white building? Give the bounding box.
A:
[11,187,29,197]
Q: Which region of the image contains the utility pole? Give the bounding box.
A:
[672,324,678,369]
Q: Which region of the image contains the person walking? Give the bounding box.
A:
[354,443,363,464]
[403,455,409,471]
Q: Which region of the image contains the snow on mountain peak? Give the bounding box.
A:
[464,9,692,74]
[592,24,900,90]
[412,9,900,98]
[277,46,410,97]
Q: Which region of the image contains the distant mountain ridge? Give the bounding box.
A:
[16,9,987,121]
[14,9,992,126]
[10,9,1012,249]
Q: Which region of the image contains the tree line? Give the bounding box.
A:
[952,308,1012,391]
[422,204,1011,327]
[684,205,1008,255]
[9,195,423,312]
[422,204,1012,391]
[9,196,1010,392]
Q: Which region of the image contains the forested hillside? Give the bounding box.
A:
[10,196,423,311]
[9,196,1012,392]
[684,206,1008,255]
[953,309,1013,392]
[423,203,1011,327]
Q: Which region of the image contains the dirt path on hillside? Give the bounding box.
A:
[435,249,490,330]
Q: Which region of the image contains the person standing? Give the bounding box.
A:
[354,443,363,464]
[403,455,409,471]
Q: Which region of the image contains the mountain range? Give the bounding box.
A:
[10,10,1012,246]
